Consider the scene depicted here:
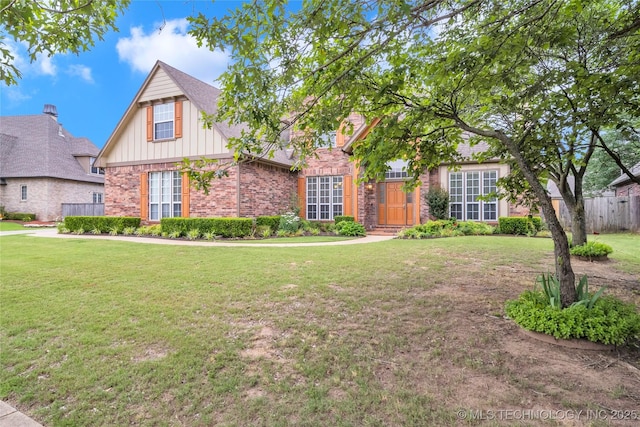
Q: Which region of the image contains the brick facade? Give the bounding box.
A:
[614,182,640,197]
[105,160,296,220]
[0,177,104,221]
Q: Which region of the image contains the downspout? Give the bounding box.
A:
[236,162,241,217]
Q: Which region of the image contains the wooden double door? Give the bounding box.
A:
[377,182,416,226]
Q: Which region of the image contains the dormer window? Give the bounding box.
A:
[146,100,183,142]
[154,103,174,139]
[318,131,337,148]
[90,157,105,175]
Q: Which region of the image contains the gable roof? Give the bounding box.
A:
[97,61,293,168]
[0,114,103,183]
[609,162,640,187]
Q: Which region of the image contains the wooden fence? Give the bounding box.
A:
[61,203,104,218]
[557,196,640,233]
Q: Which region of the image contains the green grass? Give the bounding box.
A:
[0,221,26,231]
[592,233,640,275]
[1,233,638,426]
[230,235,355,244]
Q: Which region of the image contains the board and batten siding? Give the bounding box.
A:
[101,74,229,165]
[138,68,182,102]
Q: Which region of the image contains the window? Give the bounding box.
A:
[90,157,104,175]
[318,131,337,148]
[153,103,174,140]
[306,176,343,220]
[20,185,27,201]
[149,171,181,221]
[93,192,103,203]
[449,170,498,221]
[385,159,409,179]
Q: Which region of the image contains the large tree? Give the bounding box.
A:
[0,0,130,86]
[187,0,640,307]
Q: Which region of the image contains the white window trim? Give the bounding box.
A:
[306,176,343,220]
[318,131,337,148]
[449,170,498,221]
[93,192,103,203]
[20,185,27,201]
[153,103,175,140]
[149,171,182,221]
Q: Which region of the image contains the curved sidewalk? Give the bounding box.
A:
[1,227,395,246]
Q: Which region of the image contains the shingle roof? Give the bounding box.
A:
[158,62,294,167]
[609,162,640,187]
[0,114,104,183]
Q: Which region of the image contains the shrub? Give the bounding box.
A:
[64,216,140,233]
[334,215,354,225]
[256,225,273,238]
[570,241,613,258]
[256,215,281,232]
[505,291,640,346]
[186,229,201,240]
[397,219,493,239]
[161,217,253,238]
[122,227,136,236]
[498,217,539,236]
[278,212,300,233]
[425,187,450,220]
[336,221,366,236]
[3,212,36,221]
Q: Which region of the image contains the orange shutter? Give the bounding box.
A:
[146,106,153,141]
[336,122,345,147]
[181,172,190,217]
[140,172,149,220]
[343,175,352,216]
[174,101,183,138]
[297,177,306,219]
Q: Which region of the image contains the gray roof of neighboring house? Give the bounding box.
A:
[0,114,104,183]
[609,162,640,187]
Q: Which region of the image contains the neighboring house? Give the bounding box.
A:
[0,105,105,221]
[609,162,640,196]
[96,61,528,228]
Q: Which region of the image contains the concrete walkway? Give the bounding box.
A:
[0,401,43,427]
[1,227,395,246]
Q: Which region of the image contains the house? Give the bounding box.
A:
[0,105,105,221]
[96,61,527,227]
[95,61,297,221]
[609,162,640,196]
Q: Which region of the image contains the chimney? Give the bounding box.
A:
[43,104,58,121]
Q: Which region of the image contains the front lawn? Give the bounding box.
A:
[1,233,638,426]
[0,221,26,231]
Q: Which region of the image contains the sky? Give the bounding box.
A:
[0,0,252,149]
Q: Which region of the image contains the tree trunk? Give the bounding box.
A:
[554,174,587,247]
[498,135,577,307]
[452,125,579,307]
[571,173,588,246]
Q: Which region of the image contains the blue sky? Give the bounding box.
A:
[0,0,251,149]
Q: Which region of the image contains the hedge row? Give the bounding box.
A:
[255,215,281,231]
[498,216,543,235]
[64,216,140,232]
[334,215,354,225]
[2,212,37,221]
[161,217,253,238]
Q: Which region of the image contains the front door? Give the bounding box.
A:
[378,182,415,226]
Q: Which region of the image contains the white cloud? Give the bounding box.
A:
[3,39,58,78]
[38,55,56,76]
[67,64,94,83]
[116,18,228,84]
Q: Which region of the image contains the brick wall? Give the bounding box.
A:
[238,161,297,217]
[0,177,103,221]
[297,148,354,178]
[615,182,640,197]
[106,160,297,219]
